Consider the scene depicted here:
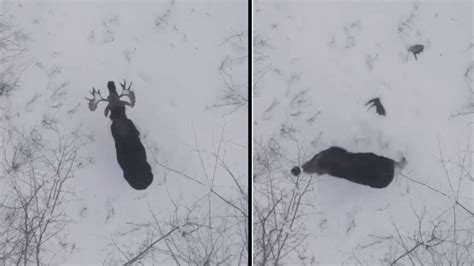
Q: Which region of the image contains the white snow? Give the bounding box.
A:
[254,0,473,264]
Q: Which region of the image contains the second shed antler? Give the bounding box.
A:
[85,87,108,111]
[365,97,386,116]
[119,79,135,107]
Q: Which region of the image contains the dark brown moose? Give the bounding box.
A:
[86,80,153,190]
[291,147,406,189]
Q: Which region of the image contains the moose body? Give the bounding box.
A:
[86,80,153,190]
[291,147,405,188]
[109,105,153,190]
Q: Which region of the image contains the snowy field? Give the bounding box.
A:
[2,0,474,265]
[1,0,247,264]
[254,0,473,265]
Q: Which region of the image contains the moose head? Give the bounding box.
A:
[85,80,136,118]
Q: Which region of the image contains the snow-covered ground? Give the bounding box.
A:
[254,0,473,264]
[1,0,247,264]
[2,0,473,264]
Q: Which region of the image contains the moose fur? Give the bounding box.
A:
[291,146,405,189]
[109,107,153,190]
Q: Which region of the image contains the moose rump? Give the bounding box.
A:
[110,106,153,190]
[292,147,397,188]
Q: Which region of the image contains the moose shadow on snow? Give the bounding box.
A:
[292,147,406,189]
[86,80,153,190]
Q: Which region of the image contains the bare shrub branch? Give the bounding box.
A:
[208,30,248,115]
[0,121,91,265]
[0,13,27,108]
[106,129,248,265]
[253,135,317,265]
[351,135,473,265]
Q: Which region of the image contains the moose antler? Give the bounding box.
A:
[119,79,135,107]
[85,87,108,111]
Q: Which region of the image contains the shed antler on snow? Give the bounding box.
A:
[408,44,424,60]
[365,97,386,116]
